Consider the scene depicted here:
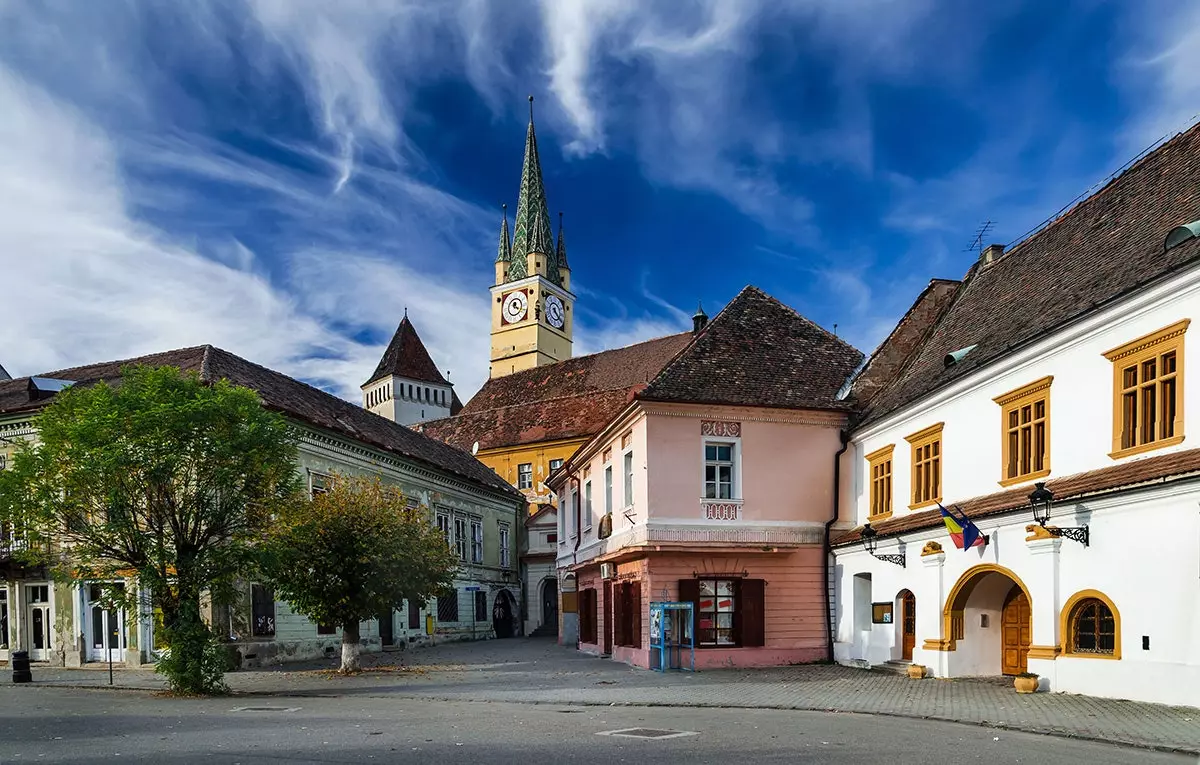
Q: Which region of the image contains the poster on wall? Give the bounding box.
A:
[650,609,662,642]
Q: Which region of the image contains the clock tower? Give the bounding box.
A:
[490,97,575,378]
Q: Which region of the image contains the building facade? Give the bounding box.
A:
[521,504,559,636]
[0,345,522,668]
[549,287,863,668]
[831,123,1200,707]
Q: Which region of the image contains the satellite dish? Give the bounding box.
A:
[471,441,479,455]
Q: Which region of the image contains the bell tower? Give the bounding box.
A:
[490,97,575,378]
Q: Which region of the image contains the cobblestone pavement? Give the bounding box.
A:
[11,638,1200,754]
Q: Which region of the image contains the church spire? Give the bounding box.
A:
[510,96,558,284]
[496,204,512,263]
[556,211,569,270]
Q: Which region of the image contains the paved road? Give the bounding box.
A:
[21,638,1200,754]
[0,687,1190,765]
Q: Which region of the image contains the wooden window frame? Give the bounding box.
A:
[1103,319,1189,459]
[1060,589,1121,660]
[470,519,484,564]
[499,522,511,568]
[516,462,533,490]
[993,376,1053,487]
[905,423,944,510]
[865,444,895,520]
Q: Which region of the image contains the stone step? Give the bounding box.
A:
[873,660,913,675]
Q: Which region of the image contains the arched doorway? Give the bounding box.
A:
[540,578,558,632]
[492,590,517,638]
[943,564,1032,677]
[898,590,916,661]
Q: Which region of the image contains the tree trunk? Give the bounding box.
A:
[340,621,361,673]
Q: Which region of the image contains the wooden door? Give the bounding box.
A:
[901,591,916,661]
[542,579,558,630]
[1001,587,1031,675]
[603,580,613,655]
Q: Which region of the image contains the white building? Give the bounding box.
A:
[521,505,559,637]
[363,313,458,426]
[831,123,1200,707]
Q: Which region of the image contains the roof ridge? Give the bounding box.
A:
[40,344,213,380]
[478,330,692,385]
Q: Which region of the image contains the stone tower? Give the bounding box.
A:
[490,97,574,378]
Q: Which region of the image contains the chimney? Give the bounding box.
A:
[692,301,708,335]
[980,243,1004,267]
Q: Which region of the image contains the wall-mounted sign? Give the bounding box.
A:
[872,603,894,624]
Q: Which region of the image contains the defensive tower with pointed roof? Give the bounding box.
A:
[362,312,456,425]
[490,96,575,378]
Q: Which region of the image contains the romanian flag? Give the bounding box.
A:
[939,503,986,550]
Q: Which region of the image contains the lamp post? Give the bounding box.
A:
[1028,482,1089,546]
[860,523,906,567]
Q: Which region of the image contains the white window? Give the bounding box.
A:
[470,519,484,564]
[436,512,451,549]
[623,451,634,507]
[517,463,533,490]
[704,442,736,499]
[499,523,511,568]
[454,517,467,562]
[604,466,613,515]
[549,458,564,472]
[584,481,593,530]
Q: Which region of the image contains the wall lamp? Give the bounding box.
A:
[1028,482,1089,546]
[860,523,905,567]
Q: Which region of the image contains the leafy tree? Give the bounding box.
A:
[0,365,298,694]
[263,473,459,673]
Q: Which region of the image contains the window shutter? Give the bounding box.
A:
[740,579,766,647]
[629,581,642,649]
[612,583,626,647]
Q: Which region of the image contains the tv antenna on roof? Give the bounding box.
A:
[963,220,997,254]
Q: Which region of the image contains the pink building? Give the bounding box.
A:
[549,287,863,669]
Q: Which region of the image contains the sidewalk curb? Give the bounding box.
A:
[12,683,1197,756]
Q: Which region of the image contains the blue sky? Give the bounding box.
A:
[1,1,1197,402]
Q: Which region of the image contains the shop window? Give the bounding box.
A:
[994,377,1052,486]
[678,578,765,648]
[251,584,275,637]
[437,590,459,623]
[1104,320,1188,458]
[865,445,894,519]
[612,582,642,648]
[906,423,944,509]
[578,589,598,644]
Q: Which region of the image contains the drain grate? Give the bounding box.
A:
[229,706,301,713]
[596,728,698,740]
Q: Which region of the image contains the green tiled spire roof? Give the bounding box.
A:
[509,96,560,285]
[556,211,569,270]
[496,204,512,263]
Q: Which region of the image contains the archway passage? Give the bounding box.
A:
[492,590,517,638]
[541,578,558,631]
[943,564,1032,677]
[900,590,916,661]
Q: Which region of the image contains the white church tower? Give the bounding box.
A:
[362,312,455,426]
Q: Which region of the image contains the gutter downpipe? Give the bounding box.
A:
[825,429,851,663]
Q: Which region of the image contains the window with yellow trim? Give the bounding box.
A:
[993,377,1052,486]
[1068,598,1115,655]
[865,445,894,519]
[905,423,943,509]
[1103,319,1188,458]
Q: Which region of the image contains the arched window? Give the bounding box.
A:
[1069,598,1116,655]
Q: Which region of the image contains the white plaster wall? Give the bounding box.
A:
[848,266,1200,525]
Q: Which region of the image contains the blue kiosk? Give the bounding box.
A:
[649,600,695,672]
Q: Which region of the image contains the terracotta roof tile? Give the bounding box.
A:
[832,447,1200,545]
[638,286,864,411]
[365,315,449,387]
[0,346,518,498]
[862,122,1200,425]
[418,333,692,451]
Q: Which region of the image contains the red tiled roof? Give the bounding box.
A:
[365,315,449,387]
[639,286,863,411]
[832,447,1200,545]
[861,122,1200,426]
[418,332,692,451]
[0,346,518,498]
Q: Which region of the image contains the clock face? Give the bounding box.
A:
[545,295,565,329]
[502,290,529,324]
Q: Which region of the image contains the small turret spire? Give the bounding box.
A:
[556,211,569,271]
[692,301,708,335]
[496,203,512,263]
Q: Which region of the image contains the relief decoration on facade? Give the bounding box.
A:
[701,420,742,438]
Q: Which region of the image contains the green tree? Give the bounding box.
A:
[0,365,298,694]
[263,473,458,673]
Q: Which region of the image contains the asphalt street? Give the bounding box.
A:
[0,687,1190,765]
